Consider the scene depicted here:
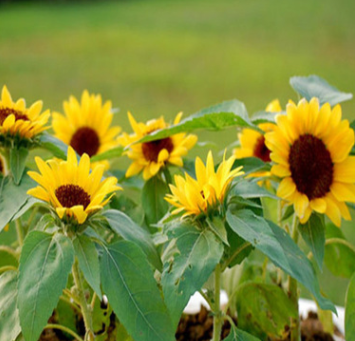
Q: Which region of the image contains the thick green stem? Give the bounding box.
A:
[0,245,18,259]
[288,215,300,341]
[212,263,222,341]
[44,324,84,341]
[15,219,24,247]
[72,259,94,341]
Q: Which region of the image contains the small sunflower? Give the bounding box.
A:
[118,112,197,180]
[265,98,355,226]
[52,90,121,168]
[0,85,50,140]
[234,99,281,182]
[27,147,121,224]
[165,151,244,217]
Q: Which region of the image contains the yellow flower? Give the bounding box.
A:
[27,147,121,224]
[0,85,50,139]
[52,90,121,169]
[265,98,355,226]
[165,151,244,217]
[234,99,281,183]
[118,112,197,180]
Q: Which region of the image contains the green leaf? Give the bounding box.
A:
[0,270,21,341]
[231,180,278,200]
[100,240,175,341]
[161,223,224,327]
[226,208,336,313]
[10,147,29,185]
[55,299,77,339]
[136,100,253,144]
[18,231,74,341]
[73,234,102,299]
[223,324,260,341]
[37,133,68,159]
[91,294,113,339]
[251,110,283,125]
[324,223,355,278]
[345,272,355,340]
[206,216,229,245]
[90,146,124,162]
[290,75,353,106]
[110,194,145,226]
[0,174,36,232]
[232,157,270,176]
[103,209,162,271]
[298,213,325,271]
[35,213,56,231]
[142,176,169,227]
[236,282,297,340]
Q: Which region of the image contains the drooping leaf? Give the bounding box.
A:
[223,324,261,341]
[73,234,102,299]
[290,75,353,106]
[37,133,68,159]
[236,282,297,339]
[161,223,224,327]
[0,174,36,232]
[142,176,169,228]
[18,231,74,341]
[345,272,355,340]
[0,270,21,341]
[226,208,336,313]
[90,146,124,162]
[103,210,161,271]
[324,223,355,278]
[100,240,175,341]
[136,100,253,144]
[298,213,325,271]
[10,147,29,185]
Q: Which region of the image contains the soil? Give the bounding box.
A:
[39,307,343,341]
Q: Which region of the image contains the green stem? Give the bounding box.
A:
[221,242,251,271]
[59,295,81,314]
[15,219,24,247]
[44,324,84,341]
[0,265,17,274]
[326,238,355,252]
[72,259,95,341]
[212,263,223,341]
[0,245,18,259]
[26,206,39,229]
[162,167,173,187]
[288,215,300,341]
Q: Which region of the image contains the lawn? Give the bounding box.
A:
[1,0,355,306]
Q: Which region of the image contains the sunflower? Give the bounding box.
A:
[0,85,50,140]
[165,151,244,217]
[265,98,355,226]
[233,99,281,182]
[52,90,121,168]
[118,112,197,180]
[27,147,121,224]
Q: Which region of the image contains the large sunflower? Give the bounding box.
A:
[0,85,50,140]
[52,90,121,168]
[265,98,355,226]
[165,151,244,217]
[27,147,121,224]
[118,112,197,180]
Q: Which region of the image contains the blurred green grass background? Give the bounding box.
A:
[1,0,355,307]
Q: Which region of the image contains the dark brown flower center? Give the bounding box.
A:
[55,184,91,209]
[142,137,174,162]
[70,127,100,157]
[253,135,271,162]
[288,134,333,200]
[0,107,28,125]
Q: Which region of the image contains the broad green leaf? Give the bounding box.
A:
[103,210,161,271]
[161,223,224,327]
[298,213,325,271]
[232,157,270,176]
[206,216,229,245]
[345,272,355,340]
[251,110,284,125]
[90,146,124,162]
[91,294,113,340]
[34,213,56,231]
[0,174,36,232]
[0,270,21,341]
[236,282,297,339]
[142,176,169,227]
[324,223,355,278]
[223,325,260,341]
[231,180,278,200]
[18,231,74,341]
[73,234,102,299]
[56,299,77,340]
[110,194,145,226]
[226,208,336,313]
[10,147,29,185]
[290,75,353,106]
[37,133,68,159]
[136,100,253,144]
[100,240,175,341]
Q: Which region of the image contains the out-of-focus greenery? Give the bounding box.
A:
[1,0,355,306]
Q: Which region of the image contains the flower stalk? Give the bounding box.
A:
[212,263,223,341]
